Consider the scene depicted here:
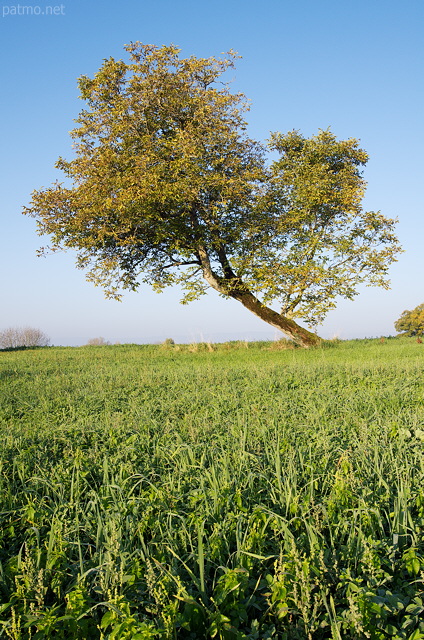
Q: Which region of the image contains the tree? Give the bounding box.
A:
[86,337,111,346]
[394,303,424,336]
[24,43,401,347]
[0,327,50,349]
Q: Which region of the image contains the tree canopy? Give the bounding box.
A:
[394,303,424,337]
[24,43,402,346]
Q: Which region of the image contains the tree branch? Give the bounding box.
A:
[161,258,201,270]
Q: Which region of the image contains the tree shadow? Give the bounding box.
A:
[0,346,51,352]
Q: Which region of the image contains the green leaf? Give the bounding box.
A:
[109,621,126,639]
[384,624,399,636]
[100,609,117,628]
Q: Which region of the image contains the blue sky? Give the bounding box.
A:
[1,0,423,345]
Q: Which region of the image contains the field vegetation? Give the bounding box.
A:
[0,338,423,639]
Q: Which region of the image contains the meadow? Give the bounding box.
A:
[0,338,423,639]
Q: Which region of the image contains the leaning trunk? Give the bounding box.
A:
[197,244,321,347]
[229,290,321,347]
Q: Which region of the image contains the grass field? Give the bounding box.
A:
[0,338,423,639]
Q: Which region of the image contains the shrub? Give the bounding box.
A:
[0,327,50,349]
[86,337,111,346]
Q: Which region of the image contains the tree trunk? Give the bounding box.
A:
[229,290,321,347]
[196,244,321,347]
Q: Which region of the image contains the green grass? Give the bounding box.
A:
[0,338,423,639]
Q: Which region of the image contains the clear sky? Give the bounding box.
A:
[1,0,423,345]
